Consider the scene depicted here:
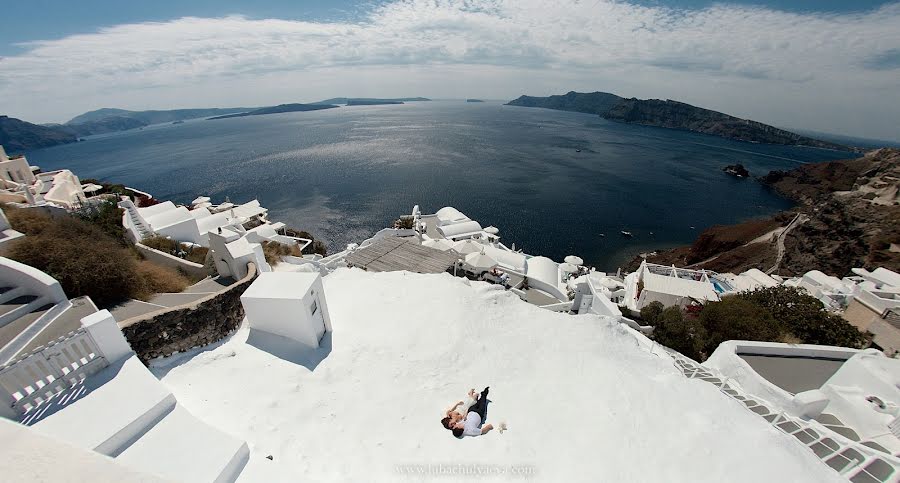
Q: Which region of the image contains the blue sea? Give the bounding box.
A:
[25,101,856,270]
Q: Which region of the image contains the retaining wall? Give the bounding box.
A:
[119,263,256,363]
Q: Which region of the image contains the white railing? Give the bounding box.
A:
[0,299,72,364]
[666,351,900,482]
[539,301,574,312]
[0,327,107,414]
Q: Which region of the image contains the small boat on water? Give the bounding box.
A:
[599,233,605,238]
[621,231,633,237]
[575,149,582,153]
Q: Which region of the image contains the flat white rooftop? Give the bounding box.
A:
[151,269,842,482]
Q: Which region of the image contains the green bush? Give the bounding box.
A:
[639,301,665,325]
[652,307,707,361]
[74,199,126,242]
[735,286,867,349]
[699,297,782,354]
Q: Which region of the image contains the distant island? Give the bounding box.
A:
[466,99,485,103]
[316,97,430,104]
[314,97,430,105]
[506,91,855,151]
[207,103,339,120]
[0,115,77,153]
[345,99,403,106]
[66,107,256,126]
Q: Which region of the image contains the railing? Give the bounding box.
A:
[539,301,574,312]
[666,350,900,482]
[0,299,72,365]
[0,327,107,414]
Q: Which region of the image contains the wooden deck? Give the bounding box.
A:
[346,237,461,274]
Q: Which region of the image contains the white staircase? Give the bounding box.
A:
[1,311,249,482]
[665,350,900,482]
[118,199,154,241]
[0,286,50,329]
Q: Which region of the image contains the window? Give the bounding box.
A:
[310,299,318,316]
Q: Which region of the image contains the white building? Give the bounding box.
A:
[0,208,25,254]
[624,260,722,312]
[0,145,87,210]
[208,228,271,280]
[120,197,274,247]
[240,272,331,349]
[785,270,856,311]
[842,267,900,354]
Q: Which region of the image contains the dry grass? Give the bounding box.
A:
[4,205,53,235]
[133,260,190,300]
[261,241,302,266]
[4,207,193,307]
[141,235,210,265]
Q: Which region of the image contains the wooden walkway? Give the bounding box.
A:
[346,237,460,274]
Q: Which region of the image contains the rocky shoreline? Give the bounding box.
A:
[626,148,900,277]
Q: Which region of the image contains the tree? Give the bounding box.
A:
[699,297,782,355]
[652,306,707,361]
[640,301,664,325]
[736,286,867,348]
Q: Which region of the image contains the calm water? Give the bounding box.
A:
[26,101,855,270]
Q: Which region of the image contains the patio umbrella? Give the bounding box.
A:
[564,255,584,266]
[465,250,498,272]
[422,238,454,251]
[484,226,500,235]
[559,262,578,273]
[81,183,103,194]
[453,239,484,255]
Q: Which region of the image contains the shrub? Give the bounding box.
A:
[699,297,782,354]
[261,241,300,266]
[735,286,867,348]
[141,235,178,253]
[652,307,707,361]
[7,216,142,307]
[4,205,53,235]
[140,236,209,265]
[6,210,192,307]
[283,227,328,256]
[75,199,126,242]
[307,240,328,257]
[133,260,189,299]
[639,301,665,325]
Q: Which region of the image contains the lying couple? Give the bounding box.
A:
[441,387,494,438]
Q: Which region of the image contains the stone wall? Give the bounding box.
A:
[120,263,256,363]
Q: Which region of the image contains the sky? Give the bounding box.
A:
[1,0,898,141]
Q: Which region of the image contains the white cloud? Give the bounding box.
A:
[1,0,899,139]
